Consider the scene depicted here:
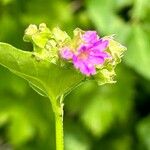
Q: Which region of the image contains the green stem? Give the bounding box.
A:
[50,95,64,150]
[55,111,64,150]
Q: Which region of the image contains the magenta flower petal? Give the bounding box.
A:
[60,48,73,60]
[78,45,88,53]
[73,55,96,76]
[88,55,105,64]
[90,50,109,58]
[85,63,96,75]
[82,31,98,44]
[91,40,109,52]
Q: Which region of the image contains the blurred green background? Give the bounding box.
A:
[0,0,150,150]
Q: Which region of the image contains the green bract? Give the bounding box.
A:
[94,36,126,85]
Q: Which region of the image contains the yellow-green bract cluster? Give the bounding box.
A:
[23,23,70,64]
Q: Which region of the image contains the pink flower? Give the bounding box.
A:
[60,47,73,60]
[60,31,109,76]
[82,31,98,44]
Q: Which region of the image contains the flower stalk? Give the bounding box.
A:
[50,95,64,150]
[55,110,64,150]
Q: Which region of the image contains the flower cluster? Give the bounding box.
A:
[23,23,126,85]
[60,31,109,76]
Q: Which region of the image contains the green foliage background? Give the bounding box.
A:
[0,0,150,150]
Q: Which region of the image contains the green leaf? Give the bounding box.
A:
[65,121,91,150]
[86,0,150,80]
[85,0,131,39]
[124,25,150,79]
[29,82,47,97]
[0,0,14,5]
[65,81,97,114]
[81,94,115,137]
[0,93,55,149]
[81,66,135,137]
[136,116,150,150]
[21,0,73,29]
[132,0,150,21]
[0,42,84,101]
[86,0,115,33]
[94,134,133,150]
